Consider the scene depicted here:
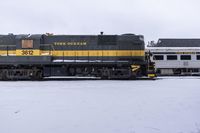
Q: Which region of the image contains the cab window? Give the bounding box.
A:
[22,40,33,49]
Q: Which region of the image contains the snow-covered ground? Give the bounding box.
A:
[0,77,200,133]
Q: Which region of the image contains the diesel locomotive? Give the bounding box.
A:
[0,33,155,80]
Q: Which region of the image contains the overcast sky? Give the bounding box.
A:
[0,0,200,42]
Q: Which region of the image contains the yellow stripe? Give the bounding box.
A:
[16,50,40,56]
[43,50,145,57]
[0,50,145,57]
[0,50,16,55]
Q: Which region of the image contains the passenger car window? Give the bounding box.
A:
[181,55,191,60]
[197,55,200,60]
[167,55,177,60]
[153,55,164,60]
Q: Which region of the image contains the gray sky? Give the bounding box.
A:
[0,0,200,42]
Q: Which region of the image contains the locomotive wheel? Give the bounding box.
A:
[101,68,110,79]
[31,70,43,80]
[1,71,8,81]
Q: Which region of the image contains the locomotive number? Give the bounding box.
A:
[22,50,34,55]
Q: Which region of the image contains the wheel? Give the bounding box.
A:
[31,70,43,80]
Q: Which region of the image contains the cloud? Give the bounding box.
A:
[0,0,200,42]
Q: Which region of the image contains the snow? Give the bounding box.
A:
[0,77,200,133]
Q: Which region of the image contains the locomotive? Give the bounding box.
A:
[0,33,155,80]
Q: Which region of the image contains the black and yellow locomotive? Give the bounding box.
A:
[0,33,155,80]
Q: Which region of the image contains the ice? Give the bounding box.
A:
[0,77,200,133]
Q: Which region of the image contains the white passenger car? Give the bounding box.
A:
[148,47,200,75]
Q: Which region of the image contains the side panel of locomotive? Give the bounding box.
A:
[42,34,145,63]
[0,34,16,56]
[41,34,150,78]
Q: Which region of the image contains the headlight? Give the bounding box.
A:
[139,36,144,41]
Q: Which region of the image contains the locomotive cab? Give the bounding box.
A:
[16,35,41,56]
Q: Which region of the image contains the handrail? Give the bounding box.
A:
[0,45,16,47]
